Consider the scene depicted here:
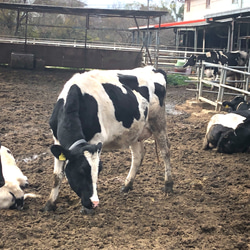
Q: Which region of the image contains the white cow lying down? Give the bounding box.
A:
[0,143,39,209]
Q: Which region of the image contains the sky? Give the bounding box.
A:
[85,0,162,9]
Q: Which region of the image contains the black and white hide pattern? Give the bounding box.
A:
[183,50,248,86]
[0,143,39,209]
[222,95,250,112]
[43,66,172,214]
[183,51,221,79]
[203,110,250,154]
[219,51,249,88]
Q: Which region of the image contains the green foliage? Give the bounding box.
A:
[167,73,189,86]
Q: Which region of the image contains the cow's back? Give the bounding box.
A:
[52,68,164,150]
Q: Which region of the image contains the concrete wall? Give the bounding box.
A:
[0,43,142,70]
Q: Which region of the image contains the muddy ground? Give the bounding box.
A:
[0,67,249,250]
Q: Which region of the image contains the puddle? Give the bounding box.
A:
[18,152,48,163]
[165,103,183,115]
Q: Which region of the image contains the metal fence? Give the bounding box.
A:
[195,61,250,111]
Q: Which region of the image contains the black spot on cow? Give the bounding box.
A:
[103,83,140,128]
[49,98,64,140]
[206,124,231,148]
[144,107,148,120]
[0,150,5,188]
[49,85,101,147]
[117,74,149,102]
[154,82,166,107]
[153,68,168,84]
[78,93,101,142]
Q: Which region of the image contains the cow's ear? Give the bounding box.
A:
[51,145,71,161]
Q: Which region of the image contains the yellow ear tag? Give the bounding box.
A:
[59,153,66,161]
[225,105,229,108]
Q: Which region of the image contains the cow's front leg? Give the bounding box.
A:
[43,158,65,211]
[121,141,145,193]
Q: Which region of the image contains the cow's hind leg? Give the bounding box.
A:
[149,109,173,193]
[153,130,173,193]
[121,141,145,193]
[43,158,65,211]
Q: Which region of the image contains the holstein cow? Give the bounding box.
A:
[220,51,249,88]
[183,50,248,84]
[43,66,172,214]
[222,95,250,112]
[183,51,223,79]
[0,143,38,209]
[202,110,250,154]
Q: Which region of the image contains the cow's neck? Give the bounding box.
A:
[69,139,87,150]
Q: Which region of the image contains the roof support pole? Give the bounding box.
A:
[227,24,231,52]
[145,15,153,65]
[83,14,89,71]
[230,19,235,51]
[176,29,179,50]
[202,28,206,52]
[194,28,197,52]
[24,11,28,53]
[237,23,241,50]
[154,16,161,69]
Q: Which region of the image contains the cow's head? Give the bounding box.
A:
[183,55,197,68]
[222,95,245,111]
[217,119,250,153]
[0,144,25,210]
[51,142,102,213]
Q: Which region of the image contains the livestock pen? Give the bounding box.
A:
[0,67,249,249]
[192,61,250,110]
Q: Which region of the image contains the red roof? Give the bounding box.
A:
[129,18,210,30]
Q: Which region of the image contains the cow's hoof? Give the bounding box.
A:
[41,201,57,212]
[164,180,174,194]
[81,207,95,215]
[120,183,133,193]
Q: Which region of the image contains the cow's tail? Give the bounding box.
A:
[24,193,41,200]
[154,140,161,166]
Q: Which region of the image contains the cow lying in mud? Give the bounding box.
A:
[203,110,250,154]
[222,95,250,112]
[43,66,172,214]
[0,143,38,209]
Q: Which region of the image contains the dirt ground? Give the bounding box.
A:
[0,67,249,250]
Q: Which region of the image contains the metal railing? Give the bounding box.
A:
[196,61,250,111]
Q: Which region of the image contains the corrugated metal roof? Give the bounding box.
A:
[0,2,168,18]
[204,7,250,21]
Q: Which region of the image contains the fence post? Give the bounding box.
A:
[245,57,250,97]
[198,63,205,100]
[216,66,227,111]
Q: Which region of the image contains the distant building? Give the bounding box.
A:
[130,0,250,52]
[184,0,250,21]
[182,0,250,51]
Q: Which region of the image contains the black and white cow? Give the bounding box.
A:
[43,66,172,213]
[183,50,248,83]
[202,110,250,154]
[222,95,250,112]
[183,51,222,79]
[221,51,249,88]
[0,143,39,209]
[222,51,248,67]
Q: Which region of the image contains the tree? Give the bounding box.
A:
[0,0,87,37]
